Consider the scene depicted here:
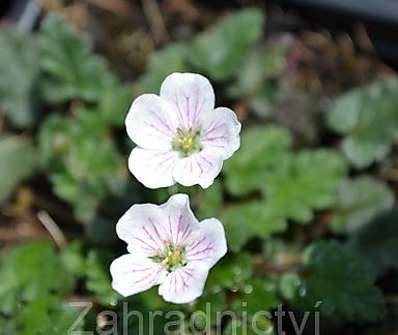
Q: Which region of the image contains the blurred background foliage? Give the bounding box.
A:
[0,1,397,334]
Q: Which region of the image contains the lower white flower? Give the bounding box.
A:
[110,194,227,304]
[126,72,241,189]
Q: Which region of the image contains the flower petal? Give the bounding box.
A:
[158,263,209,304]
[160,73,215,129]
[126,94,178,150]
[110,254,166,297]
[172,150,223,188]
[128,147,179,189]
[116,202,170,256]
[160,194,198,245]
[200,107,241,160]
[185,218,227,268]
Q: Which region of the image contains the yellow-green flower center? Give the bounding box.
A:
[173,128,201,157]
[151,242,187,273]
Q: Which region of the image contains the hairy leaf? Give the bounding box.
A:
[221,202,287,252]
[39,110,127,221]
[349,209,398,275]
[224,126,291,197]
[0,28,39,127]
[38,15,115,103]
[330,176,394,233]
[136,43,188,94]
[264,150,347,223]
[0,136,37,202]
[327,77,398,168]
[295,241,385,322]
[189,8,264,80]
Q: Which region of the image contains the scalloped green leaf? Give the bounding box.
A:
[38,14,116,103]
[349,209,398,275]
[224,126,291,197]
[0,136,37,202]
[189,8,264,80]
[205,253,253,291]
[327,77,398,168]
[39,109,127,221]
[0,242,75,316]
[295,241,385,323]
[86,250,119,306]
[221,201,287,252]
[330,176,394,233]
[264,150,347,223]
[0,28,39,128]
[136,43,188,94]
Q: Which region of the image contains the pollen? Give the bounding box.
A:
[152,243,187,273]
[173,128,201,156]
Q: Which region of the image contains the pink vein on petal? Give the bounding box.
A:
[202,121,226,138]
[149,219,164,245]
[144,121,171,138]
[142,225,162,249]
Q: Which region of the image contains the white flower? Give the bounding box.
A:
[110,194,227,304]
[126,72,241,189]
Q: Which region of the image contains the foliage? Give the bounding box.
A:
[263,149,346,223]
[349,209,398,275]
[38,15,116,103]
[224,126,292,197]
[85,249,119,306]
[0,6,397,334]
[223,126,346,250]
[293,241,385,322]
[330,176,394,233]
[0,28,39,128]
[136,43,188,94]
[189,8,264,80]
[0,242,83,335]
[221,202,286,252]
[0,136,37,202]
[327,78,398,168]
[39,109,127,221]
[228,45,287,117]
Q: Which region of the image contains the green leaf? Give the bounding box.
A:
[86,250,118,306]
[231,278,280,316]
[0,28,39,127]
[193,291,227,329]
[0,241,74,315]
[136,43,188,94]
[249,82,280,118]
[17,298,83,335]
[330,176,394,233]
[38,14,115,103]
[98,83,133,127]
[197,181,223,219]
[295,241,385,323]
[60,242,86,276]
[327,77,398,168]
[189,8,264,80]
[224,126,291,197]
[221,202,287,252]
[279,272,302,301]
[264,150,347,223]
[39,109,127,221]
[0,136,37,202]
[349,209,398,275]
[223,316,275,335]
[228,45,286,117]
[205,253,253,291]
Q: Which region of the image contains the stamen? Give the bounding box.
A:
[172,128,202,156]
[151,242,187,273]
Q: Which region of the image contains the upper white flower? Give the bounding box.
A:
[126,72,241,189]
[110,194,227,304]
